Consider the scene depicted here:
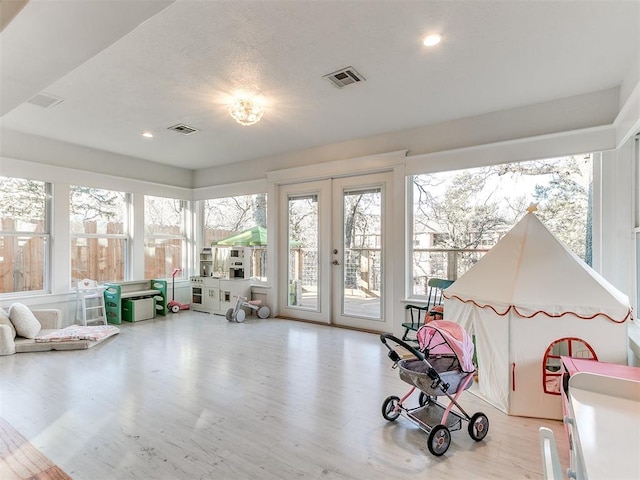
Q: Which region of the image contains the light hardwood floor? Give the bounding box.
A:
[0,312,568,479]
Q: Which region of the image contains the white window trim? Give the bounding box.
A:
[143,197,189,280]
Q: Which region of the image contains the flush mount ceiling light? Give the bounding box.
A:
[228,98,264,126]
[423,34,442,47]
[141,131,154,138]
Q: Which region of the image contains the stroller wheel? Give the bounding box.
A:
[235,309,246,323]
[468,412,489,441]
[381,396,401,421]
[418,392,435,406]
[427,425,451,456]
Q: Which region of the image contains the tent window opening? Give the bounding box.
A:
[542,337,597,395]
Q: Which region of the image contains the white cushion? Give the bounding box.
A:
[0,307,16,339]
[0,325,16,355]
[9,303,41,339]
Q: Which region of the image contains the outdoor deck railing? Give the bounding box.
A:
[286,246,492,298]
[412,247,490,295]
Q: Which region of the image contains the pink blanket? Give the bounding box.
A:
[35,325,119,343]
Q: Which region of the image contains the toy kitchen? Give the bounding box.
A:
[190,246,251,315]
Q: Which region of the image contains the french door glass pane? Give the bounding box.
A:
[288,194,319,310]
[343,188,382,319]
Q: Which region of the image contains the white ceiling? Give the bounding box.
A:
[1,0,639,171]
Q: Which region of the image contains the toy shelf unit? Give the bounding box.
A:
[200,247,214,277]
[103,280,167,324]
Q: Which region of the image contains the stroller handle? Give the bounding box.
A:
[379,333,425,361]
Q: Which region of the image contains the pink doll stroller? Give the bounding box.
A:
[380,320,489,456]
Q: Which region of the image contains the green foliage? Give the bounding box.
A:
[287,195,318,248]
[532,157,590,259]
[145,196,184,234]
[0,176,46,222]
[70,186,125,222]
[414,169,510,249]
[413,156,592,260]
[204,194,268,240]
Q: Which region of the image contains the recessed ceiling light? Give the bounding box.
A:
[423,34,442,47]
[142,132,154,138]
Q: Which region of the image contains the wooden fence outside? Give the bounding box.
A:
[1,219,184,293]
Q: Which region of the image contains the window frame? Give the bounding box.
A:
[201,193,268,282]
[0,177,52,296]
[69,186,130,286]
[143,195,188,280]
[407,156,594,300]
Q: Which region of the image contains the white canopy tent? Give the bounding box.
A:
[443,212,632,419]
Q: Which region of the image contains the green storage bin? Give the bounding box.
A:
[122,297,156,322]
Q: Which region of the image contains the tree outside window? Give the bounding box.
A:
[144,195,187,279]
[70,186,127,285]
[411,155,592,296]
[0,176,49,294]
[203,194,267,280]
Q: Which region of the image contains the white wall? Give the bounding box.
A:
[0,129,192,188]
[598,145,635,296]
[193,88,620,188]
[1,83,639,329]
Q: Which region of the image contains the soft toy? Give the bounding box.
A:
[426,304,444,323]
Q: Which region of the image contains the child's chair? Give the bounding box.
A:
[76,279,107,326]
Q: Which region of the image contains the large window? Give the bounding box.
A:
[203,193,267,280]
[70,186,128,285]
[0,176,50,294]
[144,195,187,279]
[411,156,592,297]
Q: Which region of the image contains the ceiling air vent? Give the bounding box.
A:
[167,123,199,135]
[324,66,366,89]
[27,92,64,109]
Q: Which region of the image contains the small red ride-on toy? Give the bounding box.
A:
[168,268,190,313]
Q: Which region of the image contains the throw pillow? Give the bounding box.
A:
[0,307,16,339]
[0,325,16,355]
[9,303,41,339]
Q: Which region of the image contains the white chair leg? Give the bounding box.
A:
[77,296,88,326]
[98,297,107,325]
[539,427,563,480]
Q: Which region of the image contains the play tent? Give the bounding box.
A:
[443,212,632,419]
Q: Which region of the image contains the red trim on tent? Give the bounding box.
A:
[443,293,631,324]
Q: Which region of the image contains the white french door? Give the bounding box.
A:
[278,172,393,331]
